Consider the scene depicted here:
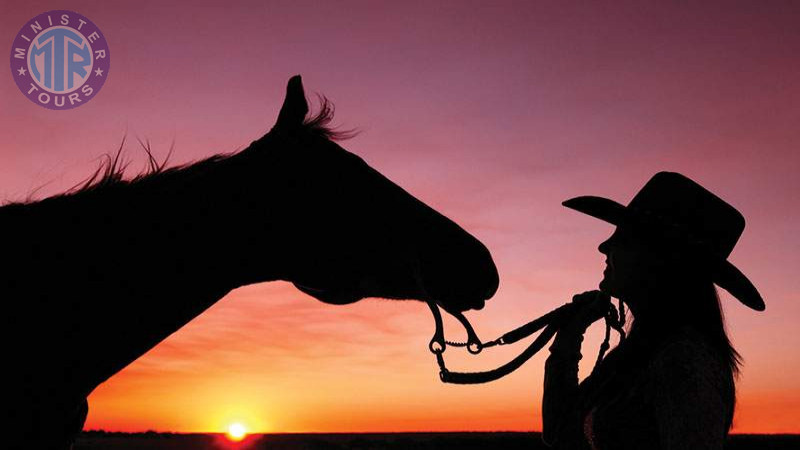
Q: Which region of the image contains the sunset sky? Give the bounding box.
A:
[2,0,799,435]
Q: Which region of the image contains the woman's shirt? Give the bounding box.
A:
[542,325,734,450]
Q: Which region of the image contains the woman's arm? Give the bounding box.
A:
[542,291,610,449]
[542,327,588,448]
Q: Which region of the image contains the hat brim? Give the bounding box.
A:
[715,261,765,311]
[562,195,766,311]
[562,196,628,226]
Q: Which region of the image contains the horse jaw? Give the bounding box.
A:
[293,282,364,305]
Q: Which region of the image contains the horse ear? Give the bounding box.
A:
[275,75,308,129]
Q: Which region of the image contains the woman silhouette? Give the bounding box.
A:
[542,172,765,450]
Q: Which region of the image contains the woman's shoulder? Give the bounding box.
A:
[645,326,733,396]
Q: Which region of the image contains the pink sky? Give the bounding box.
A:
[2,0,799,433]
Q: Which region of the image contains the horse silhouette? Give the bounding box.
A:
[2,76,499,449]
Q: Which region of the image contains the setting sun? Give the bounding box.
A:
[227,423,247,441]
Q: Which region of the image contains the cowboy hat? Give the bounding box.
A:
[562,171,765,311]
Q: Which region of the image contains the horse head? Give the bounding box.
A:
[239,76,498,314]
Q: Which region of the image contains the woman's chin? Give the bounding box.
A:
[599,277,615,297]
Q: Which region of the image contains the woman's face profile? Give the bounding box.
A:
[598,226,661,311]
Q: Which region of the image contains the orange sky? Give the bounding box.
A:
[2,0,799,434]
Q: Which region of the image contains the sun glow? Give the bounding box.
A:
[227,422,247,441]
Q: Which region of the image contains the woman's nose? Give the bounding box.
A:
[598,238,611,255]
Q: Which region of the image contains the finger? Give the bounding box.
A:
[572,290,601,304]
[596,291,611,303]
[589,293,612,315]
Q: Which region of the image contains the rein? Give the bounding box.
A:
[427,298,627,384]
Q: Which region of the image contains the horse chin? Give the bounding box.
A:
[420,283,488,313]
[293,283,364,305]
[438,297,486,314]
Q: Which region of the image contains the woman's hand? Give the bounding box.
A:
[561,290,612,333]
[549,290,613,358]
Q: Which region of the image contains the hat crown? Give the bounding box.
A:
[627,172,745,259]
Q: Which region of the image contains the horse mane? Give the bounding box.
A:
[301,95,357,141]
[12,97,354,205]
[63,137,233,198]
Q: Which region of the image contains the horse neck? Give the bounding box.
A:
[1,139,297,393]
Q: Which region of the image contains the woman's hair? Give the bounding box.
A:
[632,246,742,375]
[628,281,739,432]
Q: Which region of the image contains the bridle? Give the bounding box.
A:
[427,298,627,384]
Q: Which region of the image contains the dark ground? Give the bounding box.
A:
[74,432,800,449]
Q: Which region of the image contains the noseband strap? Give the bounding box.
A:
[427,299,626,384]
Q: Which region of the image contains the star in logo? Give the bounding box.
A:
[17,67,26,76]
[94,68,104,77]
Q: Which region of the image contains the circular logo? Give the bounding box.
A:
[10,10,110,110]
